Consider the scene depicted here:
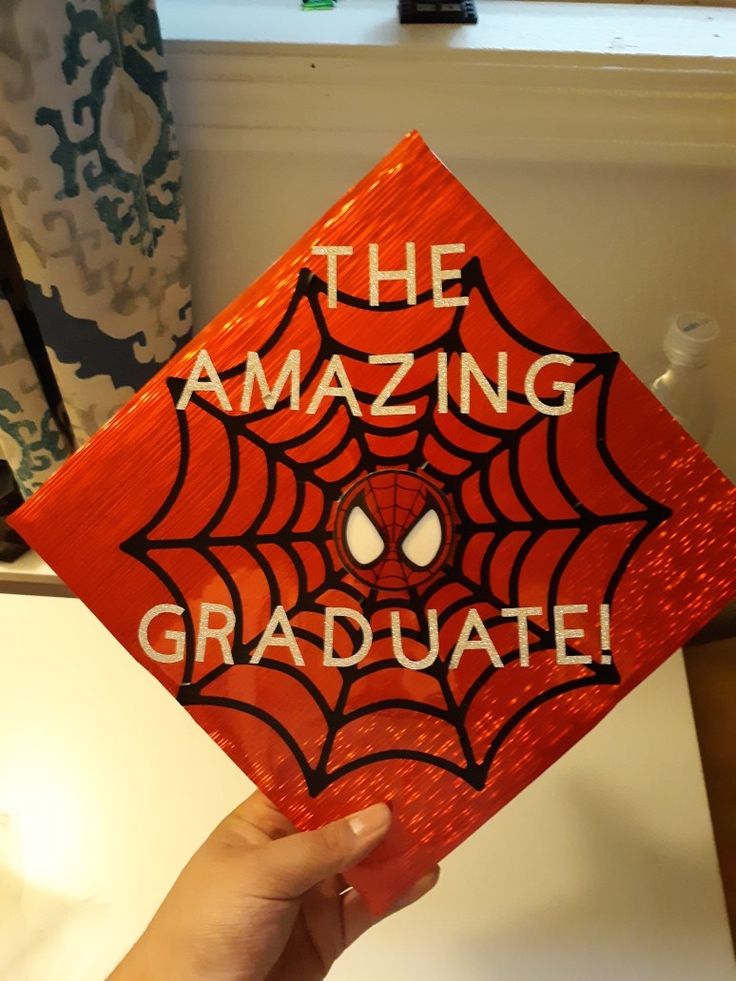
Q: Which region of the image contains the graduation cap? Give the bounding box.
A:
[11,133,735,914]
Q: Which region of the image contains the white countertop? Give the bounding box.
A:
[0,593,733,980]
[0,551,60,588]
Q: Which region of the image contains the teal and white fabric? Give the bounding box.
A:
[0,0,191,497]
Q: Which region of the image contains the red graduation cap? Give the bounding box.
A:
[11,132,735,914]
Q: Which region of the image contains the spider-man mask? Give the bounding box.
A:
[334,470,454,591]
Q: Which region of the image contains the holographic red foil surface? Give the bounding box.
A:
[11,133,736,915]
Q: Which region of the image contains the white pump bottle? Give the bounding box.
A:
[650,312,720,447]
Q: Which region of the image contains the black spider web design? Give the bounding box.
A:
[122,258,671,795]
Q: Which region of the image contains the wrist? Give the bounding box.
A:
[108,935,190,981]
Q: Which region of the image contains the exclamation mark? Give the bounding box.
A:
[600,604,611,664]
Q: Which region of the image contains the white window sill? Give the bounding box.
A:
[154,0,735,170]
[157,0,735,61]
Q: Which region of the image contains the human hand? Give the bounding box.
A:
[109,790,439,981]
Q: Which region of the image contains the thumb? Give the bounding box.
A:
[248,803,392,899]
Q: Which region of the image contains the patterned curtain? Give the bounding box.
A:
[0,0,191,499]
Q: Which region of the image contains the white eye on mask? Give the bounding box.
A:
[400,509,442,568]
[345,505,385,565]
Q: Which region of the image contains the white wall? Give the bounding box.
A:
[164,33,736,480]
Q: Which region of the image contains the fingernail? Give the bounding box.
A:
[416,865,441,893]
[347,803,392,840]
